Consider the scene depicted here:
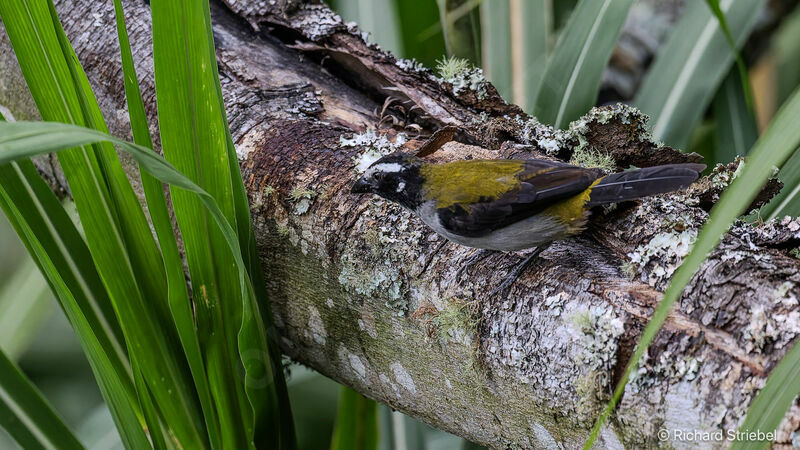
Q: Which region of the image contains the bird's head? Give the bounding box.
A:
[351,152,424,209]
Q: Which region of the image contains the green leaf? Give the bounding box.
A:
[110,1,223,447]
[480,0,511,101]
[775,7,800,107]
[0,120,289,448]
[585,86,800,448]
[0,104,143,447]
[330,387,378,450]
[0,2,208,446]
[150,0,293,446]
[0,347,84,450]
[0,258,53,360]
[436,0,482,63]
[0,159,147,449]
[713,68,758,163]
[394,0,447,68]
[633,0,765,148]
[731,339,800,449]
[328,0,403,56]
[514,0,551,112]
[703,0,755,114]
[533,0,635,129]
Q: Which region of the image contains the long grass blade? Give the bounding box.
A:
[533,0,635,129]
[480,0,511,101]
[0,347,84,450]
[0,258,53,360]
[713,69,758,163]
[0,119,290,447]
[511,0,551,111]
[0,167,149,449]
[330,387,378,450]
[584,86,800,448]
[633,0,765,148]
[703,0,755,113]
[110,1,223,447]
[0,1,207,445]
[0,114,146,448]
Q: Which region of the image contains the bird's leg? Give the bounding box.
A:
[455,249,497,282]
[489,243,552,298]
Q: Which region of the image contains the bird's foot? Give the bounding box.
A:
[455,249,496,283]
[489,244,551,298]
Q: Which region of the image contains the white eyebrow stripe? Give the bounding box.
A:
[372,163,404,173]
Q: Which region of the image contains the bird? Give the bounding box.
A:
[350,151,705,296]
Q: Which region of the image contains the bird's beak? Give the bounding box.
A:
[350,176,372,194]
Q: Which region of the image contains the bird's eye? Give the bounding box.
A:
[373,172,385,182]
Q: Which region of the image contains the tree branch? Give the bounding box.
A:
[2,0,800,448]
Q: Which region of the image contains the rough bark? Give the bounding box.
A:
[2,1,800,449]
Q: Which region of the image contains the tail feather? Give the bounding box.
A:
[587,163,705,206]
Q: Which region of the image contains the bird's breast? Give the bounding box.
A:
[415,201,573,251]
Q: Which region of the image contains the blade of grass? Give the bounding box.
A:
[329,0,402,56]
[0,347,83,450]
[150,0,295,445]
[730,335,800,449]
[436,0,482,63]
[0,169,149,449]
[584,86,800,448]
[0,258,53,360]
[760,148,800,220]
[0,120,286,445]
[703,0,755,114]
[110,1,223,447]
[713,68,758,163]
[480,0,511,101]
[394,0,447,67]
[511,0,551,112]
[1,2,207,445]
[330,387,378,450]
[0,110,145,449]
[532,0,635,129]
[633,0,765,148]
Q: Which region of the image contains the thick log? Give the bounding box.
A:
[2,1,800,448]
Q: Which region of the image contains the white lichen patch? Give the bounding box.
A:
[338,252,406,313]
[435,57,489,99]
[395,57,426,73]
[306,306,327,346]
[288,186,315,215]
[339,346,368,381]
[774,281,798,307]
[290,4,345,41]
[340,129,407,173]
[236,127,268,160]
[379,372,400,398]
[627,230,697,288]
[390,362,417,395]
[573,305,625,373]
[743,305,776,353]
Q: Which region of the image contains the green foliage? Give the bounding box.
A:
[533,0,635,129]
[713,69,758,162]
[634,0,765,148]
[330,387,378,450]
[0,348,83,450]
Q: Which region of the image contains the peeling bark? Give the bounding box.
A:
[3,1,800,449]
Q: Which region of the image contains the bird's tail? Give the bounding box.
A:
[586,163,706,206]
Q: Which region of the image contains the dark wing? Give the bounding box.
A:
[438,160,603,237]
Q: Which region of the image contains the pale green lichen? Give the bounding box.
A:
[277,224,291,237]
[775,281,798,307]
[790,248,800,259]
[628,351,701,393]
[627,230,697,287]
[434,298,477,345]
[435,56,489,99]
[288,187,315,215]
[569,147,616,172]
[264,185,276,197]
[338,252,407,314]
